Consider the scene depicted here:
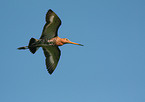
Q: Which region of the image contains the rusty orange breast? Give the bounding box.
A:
[49,36,64,46]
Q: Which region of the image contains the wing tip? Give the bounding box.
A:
[48,9,53,12]
[46,9,53,17]
[46,9,54,16]
[48,68,54,75]
[45,9,61,24]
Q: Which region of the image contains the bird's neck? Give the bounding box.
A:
[49,36,64,46]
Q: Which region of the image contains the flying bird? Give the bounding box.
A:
[18,9,83,74]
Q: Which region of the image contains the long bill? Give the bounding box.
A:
[68,41,84,46]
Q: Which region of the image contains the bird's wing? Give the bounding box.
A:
[40,9,61,40]
[42,46,61,74]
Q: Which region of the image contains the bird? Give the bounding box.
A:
[17,9,83,74]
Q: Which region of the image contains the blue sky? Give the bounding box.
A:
[0,0,145,102]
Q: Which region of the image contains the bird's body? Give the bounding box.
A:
[46,36,68,46]
[18,9,83,74]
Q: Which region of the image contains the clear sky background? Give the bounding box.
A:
[0,0,145,102]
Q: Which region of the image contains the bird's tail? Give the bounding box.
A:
[28,38,39,54]
[17,38,39,54]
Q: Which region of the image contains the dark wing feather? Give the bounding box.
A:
[40,9,61,40]
[42,46,61,74]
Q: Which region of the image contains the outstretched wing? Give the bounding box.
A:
[40,9,61,40]
[42,46,61,74]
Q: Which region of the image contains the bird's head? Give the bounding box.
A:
[62,38,83,46]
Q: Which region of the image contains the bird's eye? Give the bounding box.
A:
[65,38,69,41]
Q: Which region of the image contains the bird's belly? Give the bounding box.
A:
[35,39,54,47]
[38,37,63,46]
